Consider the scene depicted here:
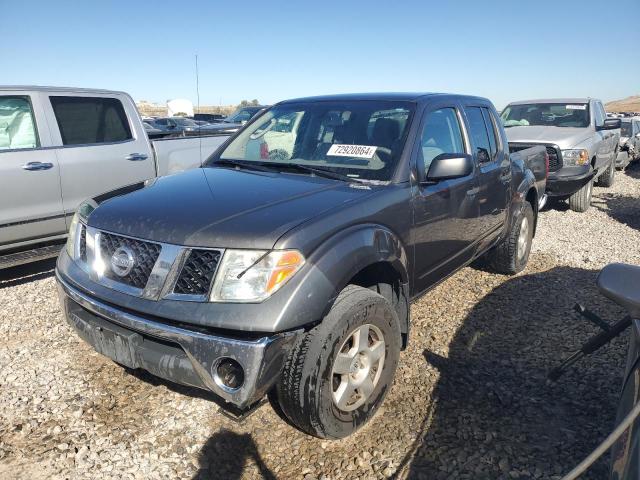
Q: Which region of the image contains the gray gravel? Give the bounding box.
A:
[1,164,639,479]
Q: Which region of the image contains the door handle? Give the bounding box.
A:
[126,153,149,161]
[22,162,53,171]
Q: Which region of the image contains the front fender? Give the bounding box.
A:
[271,224,409,332]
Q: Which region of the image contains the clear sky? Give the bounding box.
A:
[3,0,639,109]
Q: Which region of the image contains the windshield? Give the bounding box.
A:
[209,101,414,181]
[501,103,590,128]
[621,122,632,137]
[173,118,198,126]
[225,108,260,123]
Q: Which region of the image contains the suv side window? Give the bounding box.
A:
[49,96,133,146]
[465,107,492,163]
[419,108,465,172]
[0,96,39,150]
[481,108,498,161]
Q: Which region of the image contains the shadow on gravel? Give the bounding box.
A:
[193,429,276,480]
[623,162,640,180]
[399,266,627,479]
[0,258,57,289]
[593,193,640,231]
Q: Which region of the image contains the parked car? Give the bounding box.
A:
[0,86,229,269]
[148,117,200,135]
[193,113,227,123]
[56,92,547,438]
[616,118,640,169]
[502,98,621,212]
[142,121,166,138]
[201,105,268,134]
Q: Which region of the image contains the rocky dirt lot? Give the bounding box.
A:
[1,165,639,480]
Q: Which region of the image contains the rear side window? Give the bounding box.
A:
[0,96,39,150]
[481,108,499,161]
[50,96,132,145]
[465,107,492,163]
[419,108,465,171]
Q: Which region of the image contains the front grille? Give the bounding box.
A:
[173,249,221,296]
[79,226,87,262]
[99,232,161,289]
[509,143,562,172]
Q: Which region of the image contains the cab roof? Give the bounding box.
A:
[278,92,488,104]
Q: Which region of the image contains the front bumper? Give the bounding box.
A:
[546,165,595,198]
[56,272,301,408]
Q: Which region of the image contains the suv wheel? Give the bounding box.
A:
[598,158,616,187]
[485,201,534,274]
[568,179,593,212]
[277,285,401,439]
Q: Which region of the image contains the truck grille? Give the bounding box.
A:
[99,232,161,289]
[509,143,562,172]
[173,249,222,296]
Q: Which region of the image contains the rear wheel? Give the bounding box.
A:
[568,179,593,212]
[277,285,401,439]
[485,202,534,274]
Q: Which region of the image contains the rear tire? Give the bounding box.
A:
[568,179,593,212]
[277,285,401,439]
[598,159,616,187]
[485,202,534,275]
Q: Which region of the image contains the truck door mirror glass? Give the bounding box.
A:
[425,153,473,182]
[599,118,621,131]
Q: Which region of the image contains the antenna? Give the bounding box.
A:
[195,54,203,165]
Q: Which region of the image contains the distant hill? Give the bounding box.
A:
[605,95,640,112]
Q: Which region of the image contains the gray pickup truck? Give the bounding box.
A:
[502,98,621,212]
[56,93,546,438]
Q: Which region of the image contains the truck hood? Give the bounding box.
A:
[505,126,592,149]
[87,167,373,249]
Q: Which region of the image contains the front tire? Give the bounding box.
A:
[568,178,593,212]
[598,158,616,187]
[277,285,401,439]
[485,201,534,275]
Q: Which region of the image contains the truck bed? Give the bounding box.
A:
[151,134,229,176]
[508,143,548,208]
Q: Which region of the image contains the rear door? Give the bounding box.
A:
[462,105,510,237]
[411,101,480,295]
[43,93,155,224]
[0,91,66,249]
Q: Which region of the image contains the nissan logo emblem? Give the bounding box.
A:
[110,246,136,277]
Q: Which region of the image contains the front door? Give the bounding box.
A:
[0,93,66,248]
[411,103,480,296]
[43,93,155,223]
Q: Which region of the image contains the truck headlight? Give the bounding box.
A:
[210,249,305,302]
[65,212,81,259]
[562,149,589,166]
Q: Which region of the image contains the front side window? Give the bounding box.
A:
[0,96,39,150]
[501,103,590,128]
[466,107,492,163]
[211,101,414,182]
[50,96,133,145]
[419,108,465,171]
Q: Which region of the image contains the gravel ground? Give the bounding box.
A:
[1,164,639,480]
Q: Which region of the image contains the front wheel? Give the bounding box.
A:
[485,201,534,275]
[277,285,401,439]
[568,179,593,212]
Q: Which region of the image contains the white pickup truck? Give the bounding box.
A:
[0,86,230,268]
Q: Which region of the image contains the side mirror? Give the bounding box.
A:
[425,153,473,182]
[598,118,622,130]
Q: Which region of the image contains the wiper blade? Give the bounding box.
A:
[214,159,275,173]
[283,163,358,182]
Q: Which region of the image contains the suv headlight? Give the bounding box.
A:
[562,149,589,166]
[210,249,305,302]
[65,211,81,259]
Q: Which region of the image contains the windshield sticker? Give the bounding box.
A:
[566,105,587,110]
[327,144,377,159]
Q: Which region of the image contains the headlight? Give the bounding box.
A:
[562,149,589,166]
[210,249,305,302]
[65,211,81,259]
